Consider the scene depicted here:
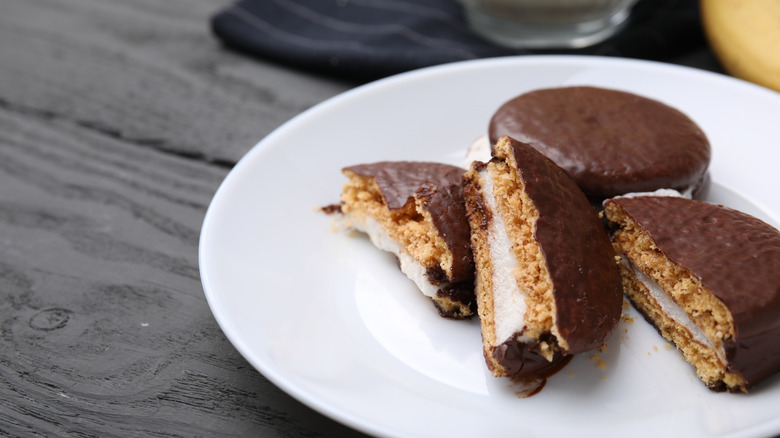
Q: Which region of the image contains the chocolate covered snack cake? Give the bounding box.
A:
[604,195,780,392]
[489,86,712,202]
[462,136,623,380]
[337,161,475,319]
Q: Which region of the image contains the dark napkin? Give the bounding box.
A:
[211,0,705,81]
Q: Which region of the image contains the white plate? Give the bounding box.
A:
[199,56,780,438]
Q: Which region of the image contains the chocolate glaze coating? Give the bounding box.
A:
[493,333,573,384]
[606,196,780,389]
[435,280,478,318]
[344,162,463,209]
[343,161,474,283]
[489,86,711,199]
[502,137,623,354]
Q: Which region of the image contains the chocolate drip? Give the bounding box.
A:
[320,203,342,215]
[492,333,573,396]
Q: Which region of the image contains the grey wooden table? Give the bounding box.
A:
[0,0,723,436]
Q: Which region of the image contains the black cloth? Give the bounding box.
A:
[211,0,705,81]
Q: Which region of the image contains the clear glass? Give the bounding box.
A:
[459,0,638,49]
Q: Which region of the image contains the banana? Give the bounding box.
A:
[700,0,780,93]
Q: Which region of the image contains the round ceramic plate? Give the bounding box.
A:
[199,56,780,438]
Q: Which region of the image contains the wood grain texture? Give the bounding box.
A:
[0,0,352,165]
[0,0,364,436]
[0,90,365,438]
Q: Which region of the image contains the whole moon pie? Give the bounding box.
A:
[488,86,712,201]
[604,194,780,392]
[462,136,623,381]
[337,161,475,319]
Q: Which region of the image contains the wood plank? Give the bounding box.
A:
[0,0,353,165]
[0,0,366,433]
[0,103,367,436]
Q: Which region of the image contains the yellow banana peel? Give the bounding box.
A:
[700,0,780,92]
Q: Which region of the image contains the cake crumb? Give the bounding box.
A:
[663,343,673,350]
[567,371,573,377]
[653,345,658,351]
[599,343,608,353]
[621,313,635,324]
[589,353,607,370]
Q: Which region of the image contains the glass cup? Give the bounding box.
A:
[459,0,638,49]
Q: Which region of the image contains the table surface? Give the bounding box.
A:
[0,0,725,436]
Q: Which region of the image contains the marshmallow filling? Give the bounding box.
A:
[342,213,439,298]
[479,167,532,345]
[622,257,726,366]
